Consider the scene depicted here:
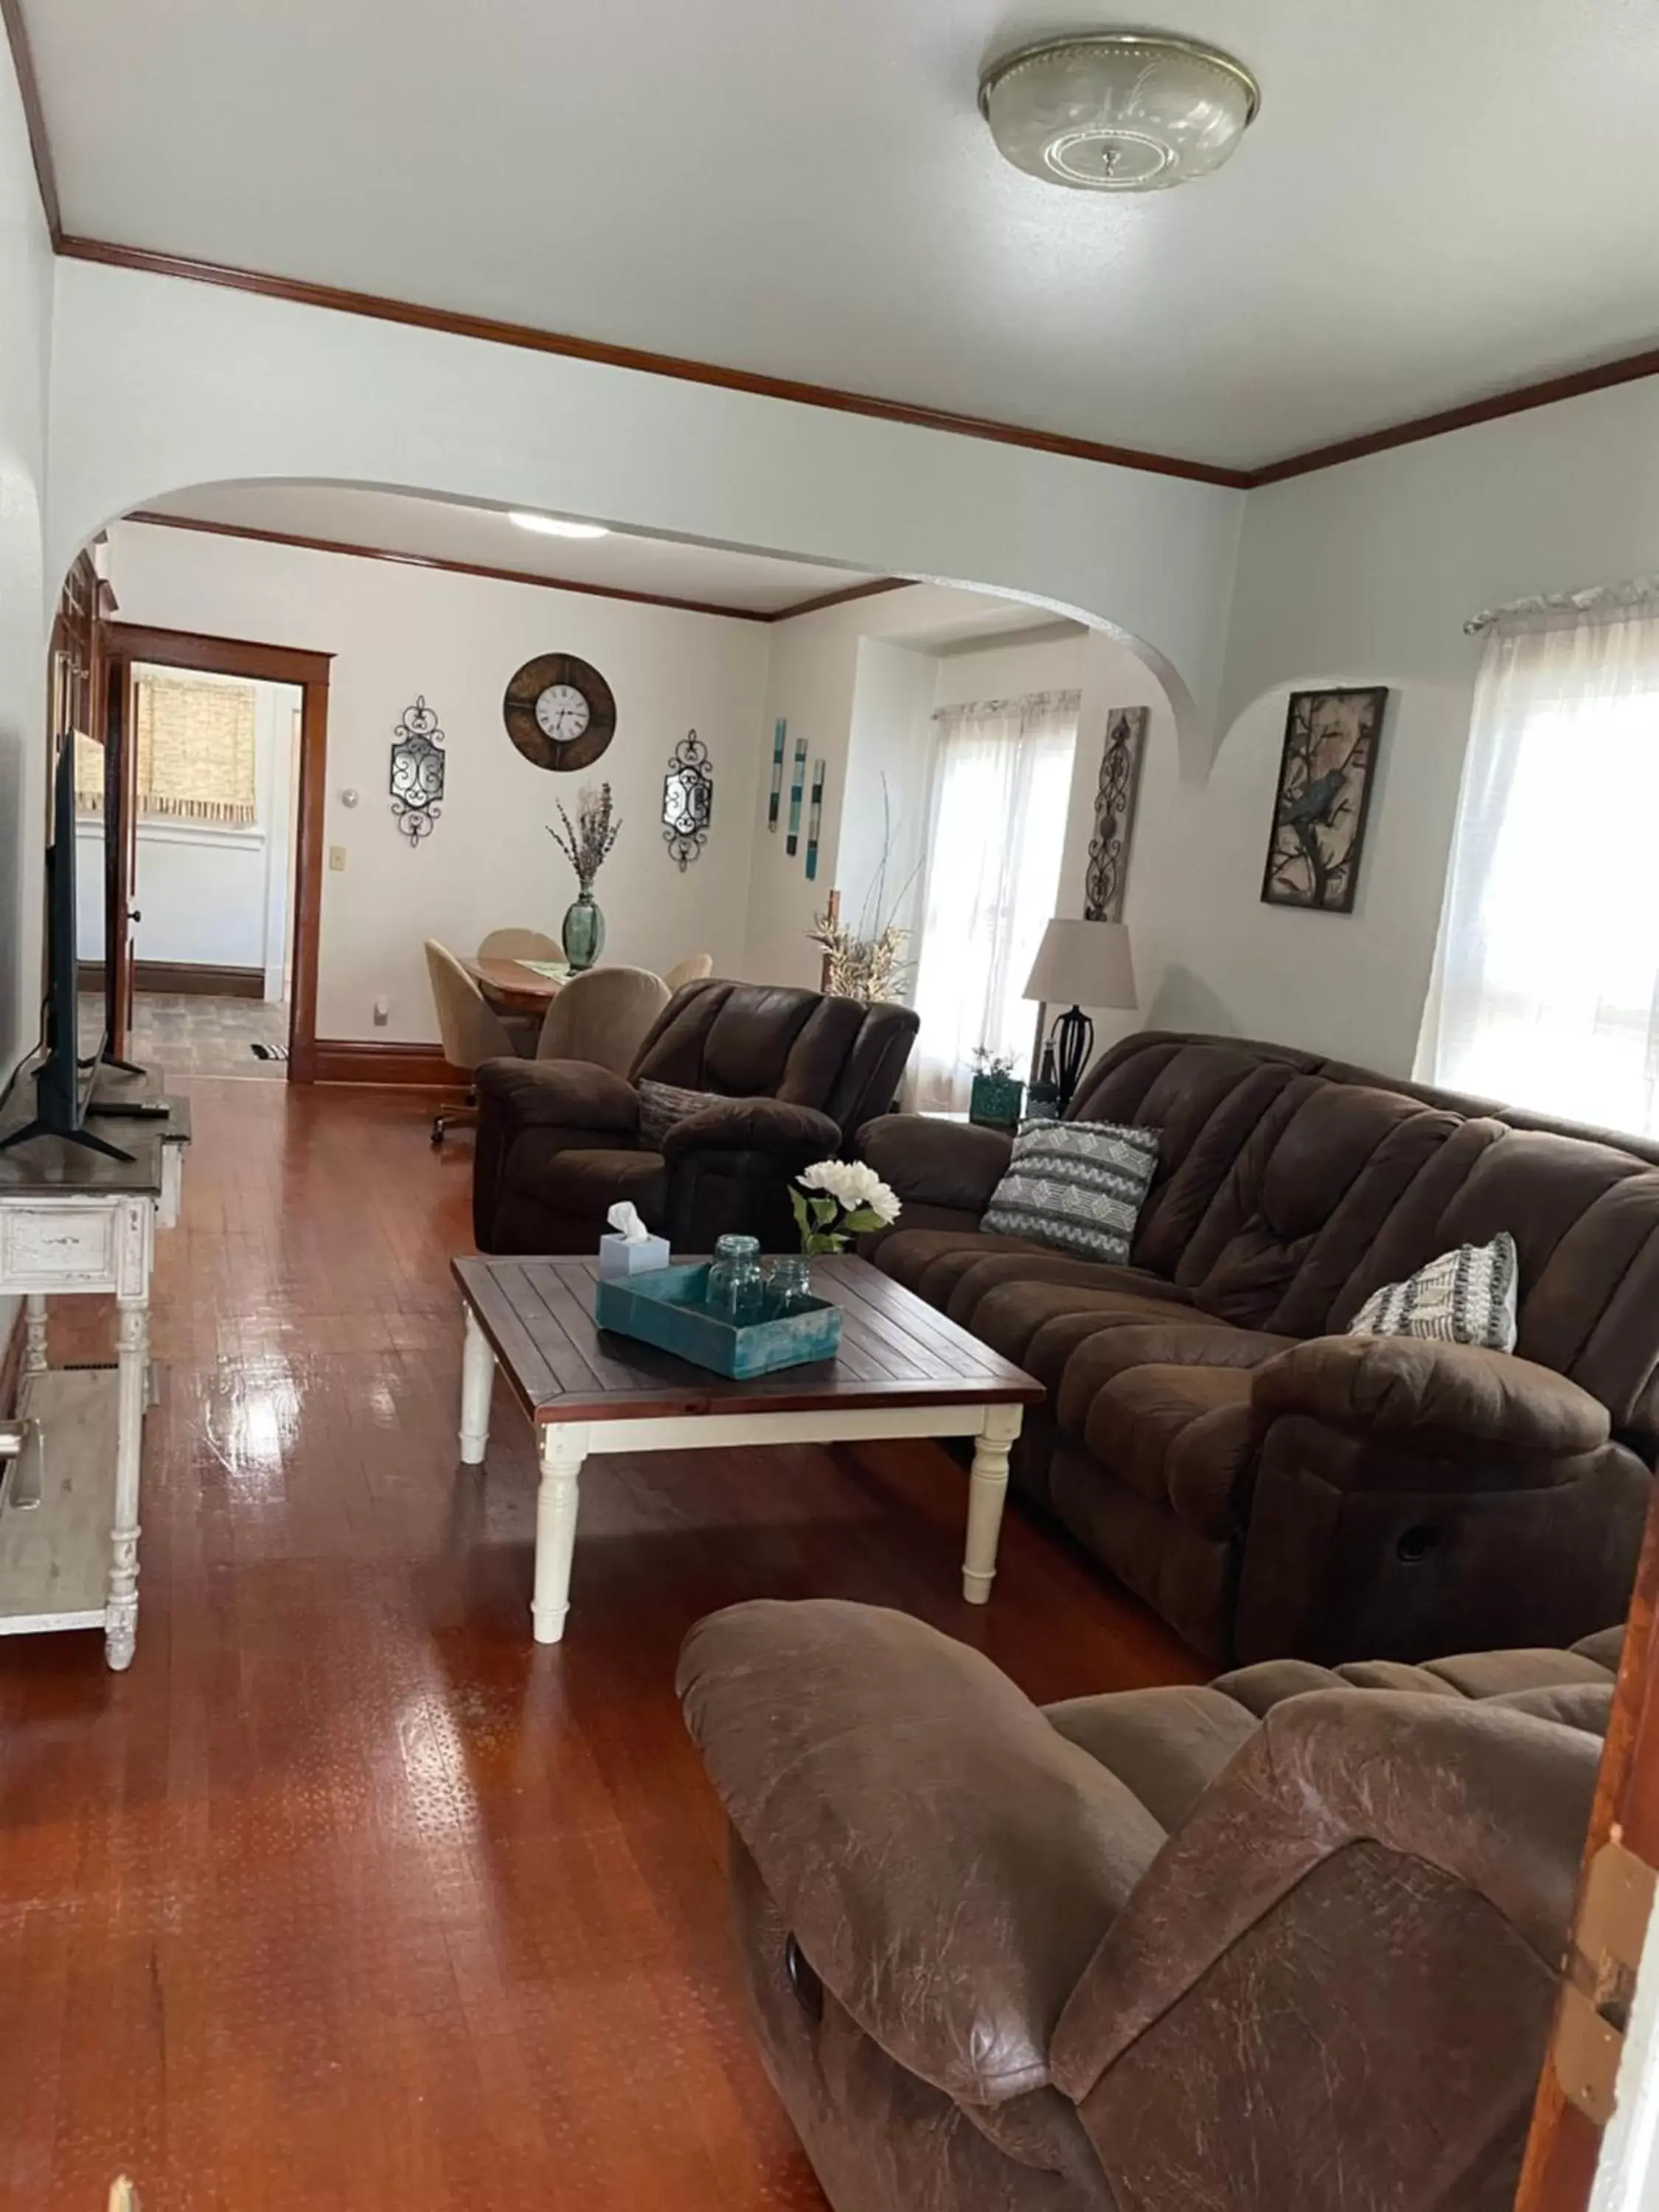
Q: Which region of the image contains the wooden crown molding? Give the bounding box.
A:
[1249,346,1659,484]
[125,509,811,624]
[771,577,913,621]
[1,0,62,243]
[65,234,1659,491]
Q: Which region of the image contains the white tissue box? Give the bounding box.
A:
[598,1231,671,1280]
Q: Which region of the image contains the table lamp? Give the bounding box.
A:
[1023,919,1138,1112]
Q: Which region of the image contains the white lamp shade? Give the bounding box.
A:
[1023,919,1137,1010]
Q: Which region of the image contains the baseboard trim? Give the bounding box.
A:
[311,1039,470,1087]
[96,960,267,999]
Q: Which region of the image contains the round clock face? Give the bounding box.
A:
[535,682,591,742]
[503,653,616,771]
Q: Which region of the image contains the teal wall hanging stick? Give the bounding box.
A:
[805,758,824,880]
[768,718,786,831]
[785,735,807,855]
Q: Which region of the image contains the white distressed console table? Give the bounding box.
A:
[0,1071,188,1670]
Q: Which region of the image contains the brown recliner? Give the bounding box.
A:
[472,978,917,1255]
[681,1598,1618,2212]
[858,1031,1659,1663]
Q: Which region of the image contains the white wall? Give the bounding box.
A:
[106,522,769,1043]
[745,586,1044,987]
[1208,380,1659,1075]
[46,257,1242,737]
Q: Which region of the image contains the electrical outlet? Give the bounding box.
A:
[329,845,347,872]
[373,998,389,1028]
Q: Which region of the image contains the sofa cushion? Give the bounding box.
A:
[1043,1684,1259,1833]
[535,1147,667,1229]
[872,1225,1049,1300]
[984,1121,1160,1264]
[965,1277,1207,1373]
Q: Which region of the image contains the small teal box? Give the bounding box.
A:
[593,1261,843,1379]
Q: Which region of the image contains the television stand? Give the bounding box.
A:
[0,1074,189,1669]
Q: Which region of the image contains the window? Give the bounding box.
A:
[74,666,259,826]
[1417,603,1659,1135]
[911,689,1079,1111]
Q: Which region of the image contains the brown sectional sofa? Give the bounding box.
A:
[681,1597,1617,2212]
[858,1031,1659,1663]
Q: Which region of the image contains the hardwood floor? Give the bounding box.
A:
[0,1078,1204,2211]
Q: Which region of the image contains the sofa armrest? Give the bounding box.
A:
[1253,1335,1610,1465]
[659,1096,839,1167]
[856,1113,1012,1216]
[474,1055,640,1135]
[678,1599,1164,2107]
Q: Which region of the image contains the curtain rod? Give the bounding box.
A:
[931,687,1082,720]
[1464,574,1659,636]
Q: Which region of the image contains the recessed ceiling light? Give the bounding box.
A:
[980,32,1259,192]
[509,512,610,539]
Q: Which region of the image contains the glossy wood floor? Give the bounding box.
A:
[0,1079,1204,2211]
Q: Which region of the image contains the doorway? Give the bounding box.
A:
[94,622,332,1080]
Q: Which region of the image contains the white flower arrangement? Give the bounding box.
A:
[791,1159,902,1254]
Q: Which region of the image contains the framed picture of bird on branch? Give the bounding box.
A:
[1260,686,1388,914]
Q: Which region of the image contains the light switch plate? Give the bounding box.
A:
[329,846,347,872]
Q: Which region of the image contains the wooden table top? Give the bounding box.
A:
[465,956,567,1015]
[452,1252,1043,1426]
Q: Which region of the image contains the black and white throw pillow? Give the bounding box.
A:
[636,1079,722,1152]
[983,1119,1160,1265]
[1346,1231,1519,1354]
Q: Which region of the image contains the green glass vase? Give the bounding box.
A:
[561,888,605,973]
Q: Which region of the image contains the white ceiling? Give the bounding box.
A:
[26,0,1659,468]
[133,484,888,615]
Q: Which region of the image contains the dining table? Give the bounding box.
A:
[465,956,568,1019]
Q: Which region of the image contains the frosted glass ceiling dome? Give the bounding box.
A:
[979,32,1260,193]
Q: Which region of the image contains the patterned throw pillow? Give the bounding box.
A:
[983,1119,1161,1265]
[1346,1232,1519,1353]
[636,1079,722,1152]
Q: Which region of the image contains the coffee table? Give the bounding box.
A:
[451,1253,1043,1644]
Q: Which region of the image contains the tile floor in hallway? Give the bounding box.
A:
[129,992,291,1076]
[0,1076,1202,2210]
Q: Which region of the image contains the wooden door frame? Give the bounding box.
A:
[102,623,333,1082]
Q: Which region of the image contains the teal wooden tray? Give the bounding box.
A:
[593,1261,843,1379]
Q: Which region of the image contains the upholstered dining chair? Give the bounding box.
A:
[661,953,714,992]
[535,965,672,1076]
[478,927,563,962]
[425,939,518,1144]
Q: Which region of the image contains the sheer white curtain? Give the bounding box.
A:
[911,690,1079,1112]
[1417,600,1659,1135]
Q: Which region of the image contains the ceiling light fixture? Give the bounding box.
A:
[509,512,611,539]
[979,31,1259,192]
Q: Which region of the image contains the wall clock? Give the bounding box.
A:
[502,653,616,771]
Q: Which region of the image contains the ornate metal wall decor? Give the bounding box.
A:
[661,730,713,870]
[1083,706,1150,922]
[389,695,445,846]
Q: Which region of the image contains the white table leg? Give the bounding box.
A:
[459,1306,495,1466]
[963,1404,1023,1605]
[23,1293,47,1375]
[106,1292,149,1671]
[533,1423,587,1644]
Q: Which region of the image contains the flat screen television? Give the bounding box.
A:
[0,730,131,1162]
